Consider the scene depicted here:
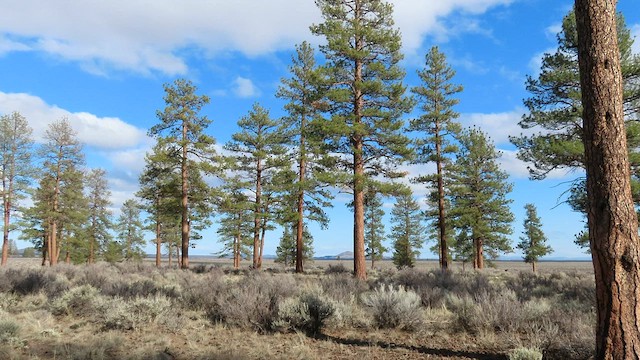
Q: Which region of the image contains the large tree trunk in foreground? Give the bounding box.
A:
[575,0,640,358]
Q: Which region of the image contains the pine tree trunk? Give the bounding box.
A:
[532,261,537,273]
[155,210,162,268]
[1,155,13,266]
[435,130,449,270]
[2,188,9,266]
[353,147,366,280]
[234,230,240,269]
[296,143,306,273]
[88,235,95,264]
[258,218,267,269]
[352,2,366,280]
[50,174,60,266]
[41,234,48,266]
[575,0,640,357]
[181,123,190,269]
[475,238,484,270]
[253,159,262,269]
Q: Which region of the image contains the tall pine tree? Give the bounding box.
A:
[276,41,333,273]
[311,0,413,279]
[448,128,514,269]
[410,46,463,270]
[149,78,217,269]
[39,118,85,265]
[84,168,112,264]
[1,112,35,266]
[225,103,288,269]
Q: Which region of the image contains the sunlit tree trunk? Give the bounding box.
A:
[575,0,640,357]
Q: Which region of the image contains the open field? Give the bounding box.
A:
[0,259,596,359]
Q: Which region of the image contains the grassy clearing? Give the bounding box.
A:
[0,259,595,359]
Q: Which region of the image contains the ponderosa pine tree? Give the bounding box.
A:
[410,46,463,271]
[390,192,425,269]
[138,139,212,268]
[59,168,88,264]
[19,175,53,264]
[216,177,253,269]
[510,11,640,244]
[137,141,180,267]
[40,118,85,266]
[116,199,146,261]
[225,103,288,269]
[1,112,35,266]
[275,224,314,267]
[276,41,333,273]
[575,0,640,356]
[149,78,217,269]
[516,203,552,272]
[448,128,514,269]
[364,192,386,269]
[84,168,112,264]
[311,0,413,279]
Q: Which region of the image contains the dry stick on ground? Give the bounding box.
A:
[575,0,640,357]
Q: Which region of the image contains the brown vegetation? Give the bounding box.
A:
[0,260,595,359]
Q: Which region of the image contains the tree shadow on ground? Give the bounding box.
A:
[324,334,508,360]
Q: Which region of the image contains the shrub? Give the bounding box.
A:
[0,319,19,343]
[179,271,227,311]
[361,284,423,331]
[100,295,172,331]
[4,269,69,297]
[51,285,103,317]
[206,273,296,333]
[324,263,350,275]
[509,347,543,360]
[276,286,336,336]
[320,273,368,303]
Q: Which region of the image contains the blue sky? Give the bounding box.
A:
[1,0,638,259]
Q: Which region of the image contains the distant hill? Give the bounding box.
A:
[315,251,354,260]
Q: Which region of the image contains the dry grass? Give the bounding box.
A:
[0,257,595,359]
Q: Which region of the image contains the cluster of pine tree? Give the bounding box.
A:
[0,114,147,265]
[19,1,640,277]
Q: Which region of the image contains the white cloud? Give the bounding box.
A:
[497,149,531,178]
[632,24,640,55]
[0,91,149,149]
[0,35,30,55]
[233,77,261,98]
[392,0,513,55]
[498,148,575,179]
[545,23,562,40]
[528,47,556,74]
[459,109,526,145]
[0,0,513,75]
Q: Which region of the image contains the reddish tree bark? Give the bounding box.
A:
[575,0,640,357]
